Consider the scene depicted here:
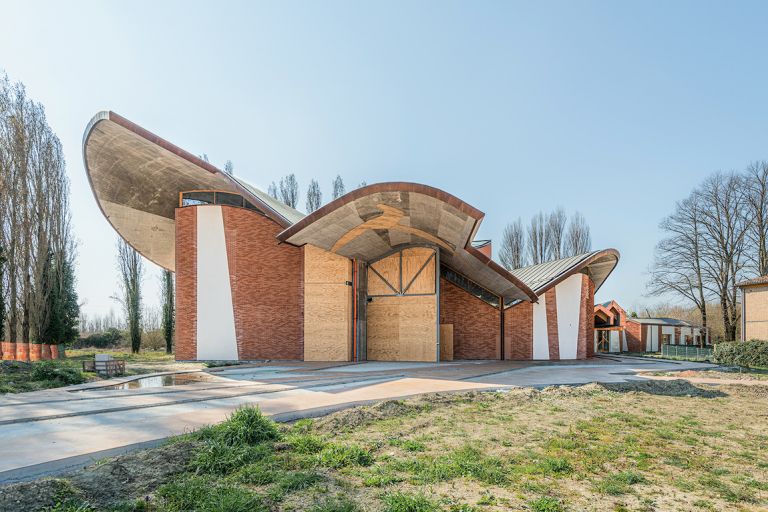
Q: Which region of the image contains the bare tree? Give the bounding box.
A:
[267,181,278,199]
[224,160,234,176]
[745,161,768,275]
[116,238,144,353]
[697,172,749,341]
[161,270,174,354]
[499,219,526,270]
[357,181,367,189]
[648,192,708,332]
[546,208,567,260]
[564,213,591,256]
[527,212,547,265]
[332,175,345,200]
[278,174,299,208]
[305,179,322,213]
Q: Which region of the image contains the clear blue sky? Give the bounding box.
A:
[2,1,767,319]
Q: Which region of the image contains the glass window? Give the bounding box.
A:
[181,191,214,206]
[440,265,500,308]
[216,192,244,208]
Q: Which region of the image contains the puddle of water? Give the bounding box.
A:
[93,373,212,390]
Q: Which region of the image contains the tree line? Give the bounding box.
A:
[267,174,367,213]
[0,73,79,347]
[649,162,768,341]
[498,209,592,270]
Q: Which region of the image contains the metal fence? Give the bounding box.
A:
[661,344,713,361]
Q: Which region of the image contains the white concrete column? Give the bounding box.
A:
[196,206,239,360]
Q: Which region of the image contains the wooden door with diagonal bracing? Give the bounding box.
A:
[366,247,437,361]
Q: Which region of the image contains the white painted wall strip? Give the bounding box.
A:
[532,295,549,360]
[196,206,239,360]
[555,274,581,360]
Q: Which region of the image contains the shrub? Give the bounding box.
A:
[198,406,281,446]
[72,328,124,349]
[31,361,85,385]
[712,340,768,369]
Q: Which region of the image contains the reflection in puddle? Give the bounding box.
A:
[97,373,211,390]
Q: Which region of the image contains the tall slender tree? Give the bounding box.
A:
[278,174,299,208]
[499,219,526,270]
[161,270,174,354]
[546,208,567,260]
[564,213,591,256]
[332,175,345,199]
[224,160,234,176]
[305,179,322,213]
[526,212,547,265]
[116,238,144,353]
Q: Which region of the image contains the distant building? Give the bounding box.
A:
[594,301,709,353]
[737,276,768,341]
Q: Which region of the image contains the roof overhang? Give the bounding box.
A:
[277,183,538,303]
[82,111,295,271]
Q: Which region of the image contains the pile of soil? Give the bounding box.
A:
[0,440,197,511]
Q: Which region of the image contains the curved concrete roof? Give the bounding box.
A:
[277,183,538,303]
[82,111,302,270]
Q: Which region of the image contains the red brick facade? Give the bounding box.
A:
[578,274,595,359]
[544,288,560,360]
[624,320,643,352]
[222,207,304,360]
[174,207,197,360]
[504,301,532,360]
[439,278,500,359]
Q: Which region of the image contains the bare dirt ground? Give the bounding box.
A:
[1,379,766,511]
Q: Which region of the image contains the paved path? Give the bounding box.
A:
[0,356,714,483]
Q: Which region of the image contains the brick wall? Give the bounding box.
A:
[174,207,197,360]
[544,288,560,360]
[504,301,532,360]
[579,274,595,359]
[439,277,500,359]
[222,207,303,360]
[625,320,643,352]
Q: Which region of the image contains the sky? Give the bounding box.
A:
[2,1,768,320]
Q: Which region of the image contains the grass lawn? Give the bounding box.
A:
[3,380,767,511]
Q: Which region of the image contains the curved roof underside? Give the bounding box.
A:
[510,249,620,299]
[278,183,538,303]
[82,111,303,270]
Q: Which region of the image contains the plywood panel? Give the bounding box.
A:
[367,295,437,361]
[440,324,454,361]
[370,253,400,293]
[305,244,351,284]
[304,284,351,361]
[367,268,396,296]
[304,245,352,361]
[403,248,435,294]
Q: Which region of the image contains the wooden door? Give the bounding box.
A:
[366,247,437,361]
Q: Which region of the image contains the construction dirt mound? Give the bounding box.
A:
[0,440,196,511]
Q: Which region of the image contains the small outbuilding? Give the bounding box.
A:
[737,276,768,341]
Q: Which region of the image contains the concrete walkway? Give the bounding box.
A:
[0,356,715,483]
